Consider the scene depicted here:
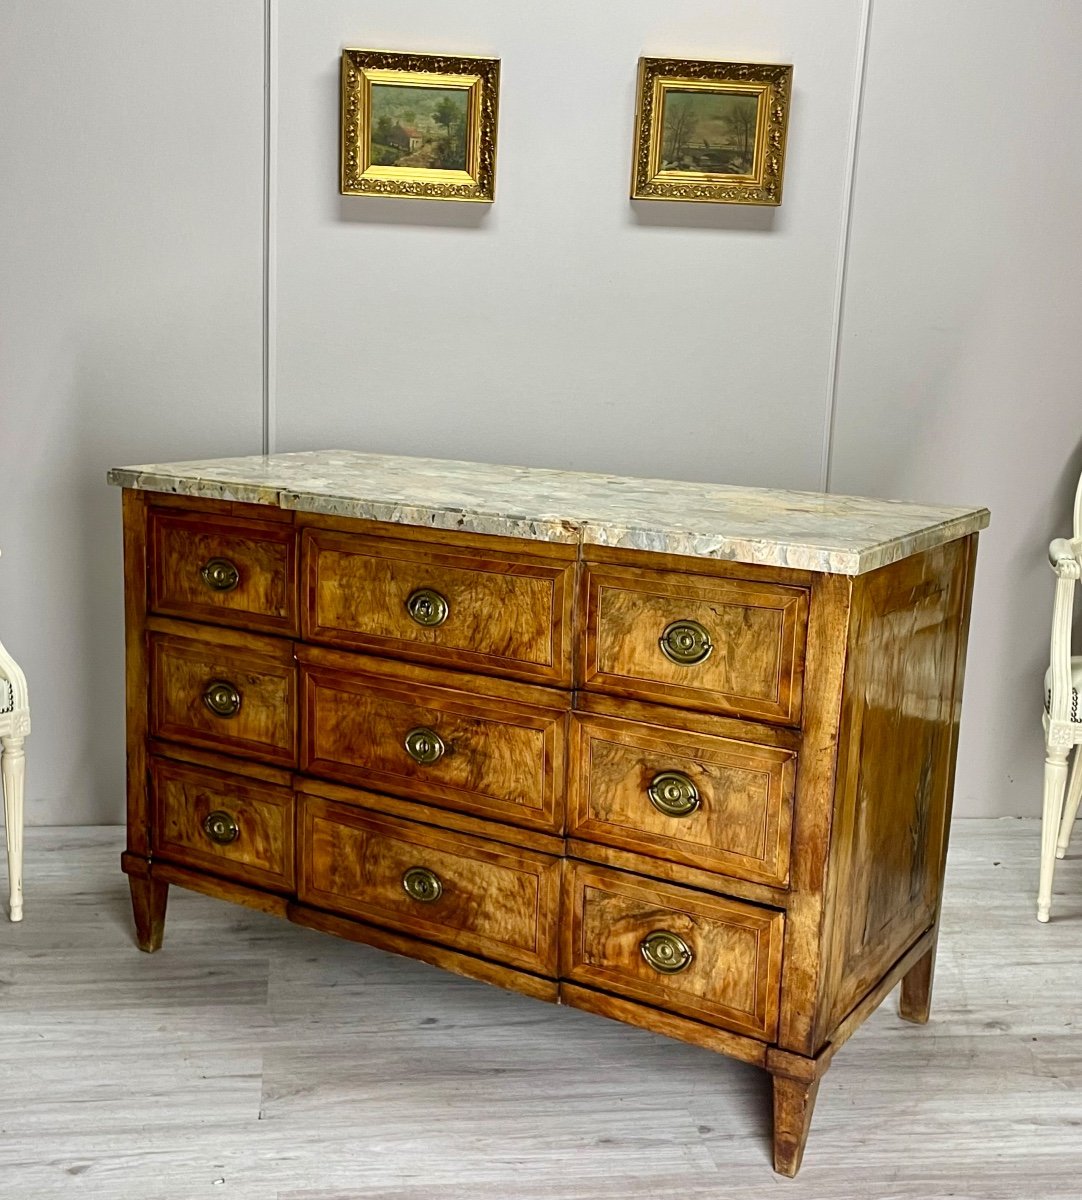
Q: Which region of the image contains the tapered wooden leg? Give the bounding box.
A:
[129,874,168,952]
[772,1073,821,1178]
[2,735,25,922]
[899,943,936,1024]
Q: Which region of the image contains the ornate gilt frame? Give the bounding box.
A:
[631,57,793,205]
[340,49,500,203]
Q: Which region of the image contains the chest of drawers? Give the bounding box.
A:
[109,451,988,1176]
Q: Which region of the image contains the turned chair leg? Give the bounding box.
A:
[1039,745,1071,922]
[129,875,169,951]
[772,1073,821,1178]
[1,734,25,922]
[1056,746,1082,859]
[899,944,936,1023]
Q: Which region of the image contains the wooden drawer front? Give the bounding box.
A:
[149,629,297,766]
[299,795,561,975]
[300,654,568,834]
[149,509,297,635]
[568,714,795,887]
[582,566,808,725]
[302,529,574,685]
[562,864,783,1040]
[150,756,294,892]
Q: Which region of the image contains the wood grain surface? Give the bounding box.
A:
[565,837,789,910]
[148,625,297,766]
[302,526,575,684]
[291,903,560,1003]
[116,487,984,1181]
[148,491,294,523]
[127,873,167,952]
[582,540,818,587]
[147,738,295,789]
[815,537,975,1044]
[296,777,564,858]
[298,796,562,975]
[148,507,298,635]
[149,859,291,919]
[771,1074,821,1178]
[122,489,151,858]
[561,862,784,1040]
[580,564,808,724]
[774,572,854,1055]
[300,651,569,833]
[150,756,294,892]
[568,710,795,887]
[572,689,801,750]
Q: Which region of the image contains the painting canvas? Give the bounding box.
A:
[369,84,469,172]
[660,90,760,175]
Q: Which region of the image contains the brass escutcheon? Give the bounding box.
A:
[402,865,443,903]
[647,771,701,817]
[200,557,240,592]
[640,930,694,974]
[404,726,445,765]
[202,810,239,845]
[405,587,449,627]
[659,619,713,666]
[203,680,242,718]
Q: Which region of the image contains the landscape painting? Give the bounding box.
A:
[341,50,496,201]
[369,83,469,172]
[632,59,792,204]
[659,89,761,175]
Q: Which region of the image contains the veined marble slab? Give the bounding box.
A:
[107,450,990,576]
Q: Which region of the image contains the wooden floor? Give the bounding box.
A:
[1,821,1080,1199]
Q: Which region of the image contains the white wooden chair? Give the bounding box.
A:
[1039,471,1082,921]
[0,625,29,922]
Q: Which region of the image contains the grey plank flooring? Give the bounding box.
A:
[1,820,1080,1199]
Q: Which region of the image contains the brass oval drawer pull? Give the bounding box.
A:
[404,726,446,765]
[200,557,240,592]
[647,771,701,817]
[203,680,242,718]
[405,587,449,627]
[659,619,713,666]
[640,930,694,974]
[402,865,443,903]
[202,810,239,845]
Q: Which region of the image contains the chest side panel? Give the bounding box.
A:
[815,536,976,1044]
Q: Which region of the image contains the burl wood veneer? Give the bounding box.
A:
[110,450,989,1176]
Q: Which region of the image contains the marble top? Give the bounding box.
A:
[107,450,989,576]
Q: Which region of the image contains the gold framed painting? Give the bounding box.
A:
[340,48,500,202]
[631,57,793,205]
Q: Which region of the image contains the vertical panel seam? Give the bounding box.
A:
[819,0,874,493]
[262,0,278,456]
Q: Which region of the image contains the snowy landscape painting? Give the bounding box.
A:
[660,89,760,175]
